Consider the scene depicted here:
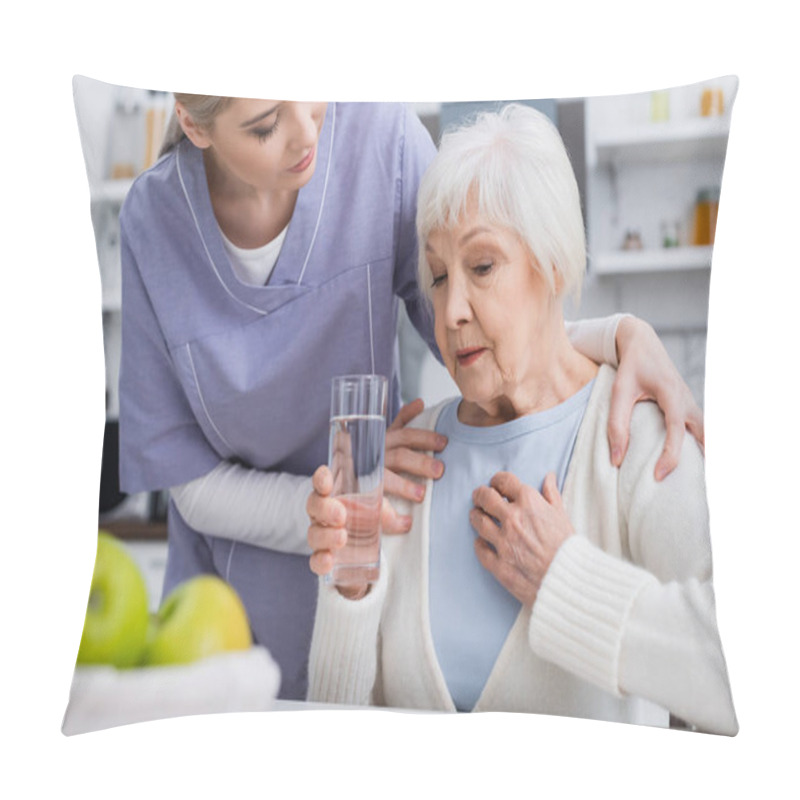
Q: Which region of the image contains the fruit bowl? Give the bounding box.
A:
[67,532,280,734]
[62,645,281,735]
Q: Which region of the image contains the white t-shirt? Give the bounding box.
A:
[220,225,288,286]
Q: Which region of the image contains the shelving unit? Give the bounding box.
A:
[90,185,128,411]
[591,245,714,276]
[592,116,730,166]
[585,78,736,277]
[92,190,127,315]
[91,178,134,205]
[74,77,170,528]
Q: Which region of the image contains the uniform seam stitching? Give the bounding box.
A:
[297,103,336,285]
[176,142,267,316]
[185,342,237,454]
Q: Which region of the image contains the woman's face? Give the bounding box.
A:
[425,207,562,418]
[183,99,328,194]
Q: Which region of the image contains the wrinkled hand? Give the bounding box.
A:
[306,400,446,595]
[382,399,447,533]
[610,316,704,481]
[470,472,573,608]
[306,465,379,599]
[306,465,347,578]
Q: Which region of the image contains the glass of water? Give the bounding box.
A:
[327,374,388,590]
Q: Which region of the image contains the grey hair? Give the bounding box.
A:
[416,103,586,304]
[158,93,235,158]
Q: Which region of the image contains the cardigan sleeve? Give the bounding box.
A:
[617,408,737,734]
[306,555,389,706]
[529,402,738,735]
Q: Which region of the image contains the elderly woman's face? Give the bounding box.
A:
[425,208,561,414]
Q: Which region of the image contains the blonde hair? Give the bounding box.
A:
[158,93,235,157]
[416,103,586,304]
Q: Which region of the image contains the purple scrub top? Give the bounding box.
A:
[118,102,438,698]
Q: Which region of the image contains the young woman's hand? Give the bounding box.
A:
[470,471,573,608]
[382,399,447,533]
[610,316,704,481]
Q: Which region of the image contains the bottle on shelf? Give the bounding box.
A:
[105,88,171,182]
[106,87,145,181]
[650,90,670,123]
[661,220,681,249]
[700,87,725,118]
[621,230,644,251]
[692,188,720,246]
[144,91,170,171]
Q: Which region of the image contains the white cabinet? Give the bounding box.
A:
[75,77,171,522]
[584,77,737,276]
[91,180,132,418]
[75,76,168,420]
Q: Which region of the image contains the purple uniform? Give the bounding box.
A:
[118,103,437,698]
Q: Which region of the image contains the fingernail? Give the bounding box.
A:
[611,447,621,466]
[433,461,444,478]
[415,485,426,501]
[436,435,448,449]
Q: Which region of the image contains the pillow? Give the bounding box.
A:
[64,75,738,737]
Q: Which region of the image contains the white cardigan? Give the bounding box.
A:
[307,365,738,735]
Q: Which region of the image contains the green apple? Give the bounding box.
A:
[76,530,150,668]
[142,575,252,666]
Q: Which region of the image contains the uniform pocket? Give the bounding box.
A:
[173,262,393,476]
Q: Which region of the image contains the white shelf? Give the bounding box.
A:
[593,117,731,166]
[102,287,122,312]
[412,102,442,117]
[591,246,714,275]
[90,178,134,204]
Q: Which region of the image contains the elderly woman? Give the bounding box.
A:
[305,104,737,735]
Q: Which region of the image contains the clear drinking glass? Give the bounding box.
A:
[327,375,388,589]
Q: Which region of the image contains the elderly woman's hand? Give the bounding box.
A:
[307,461,416,595]
[306,465,383,599]
[610,316,705,481]
[470,471,573,608]
[383,399,447,533]
[306,465,348,578]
